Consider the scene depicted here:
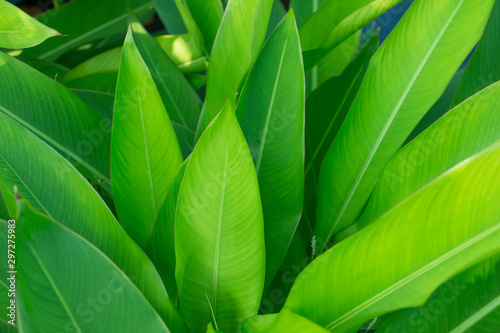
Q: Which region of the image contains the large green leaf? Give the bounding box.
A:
[315,0,496,251]
[111,26,183,248]
[453,0,500,106]
[16,203,171,333]
[176,102,265,332]
[235,11,304,285]
[146,160,188,297]
[338,81,500,241]
[129,17,203,158]
[266,0,287,38]
[183,0,223,52]
[300,0,402,72]
[64,72,118,94]
[0,112,186,332]
[155,0,186,34]
[72,89,114,123]
[303,33,378,233]
[378,256,500,333]
[172,0,206,57]
[21,0,153,60]
[17,57,69,79]
[242,308,330,332]
[285,142,500,332]
[0,0,60,49]
[195,0,274,138]
[0,51,111,182]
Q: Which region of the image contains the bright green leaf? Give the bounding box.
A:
[195,0,274,138]
[0,112,186,332]
[242,308,330,332]
[183,0,223,52]
[176,102,265,332]
[0,0,60,49]
[0,51,111,182]
[16,203,171,333]
[287,142,500,332]
[111,26,183,248]
[315,0,496,250]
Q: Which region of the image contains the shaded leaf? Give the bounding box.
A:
[236,10,304,284]
[242,308,330,332]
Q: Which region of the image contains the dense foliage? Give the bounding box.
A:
[0,0,499,332]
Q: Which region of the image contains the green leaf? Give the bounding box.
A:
[0,319,17,333]
[111,26,183,249]
[0,218,10,323]
[0,0,60,49]
[286,142,500,332]
[183,0,223,52]
[22,0,154,60]
[315,0,496,250]
[453,0,500,106]
[61,34,206,84]
[146,160,188,297]
[242,308,330,332]
[0,52,111,182]
[172,0,206,56]
[378,256,500,333]
[0,112,186,332]
[338,81,500,241]
[303,33,378,233]
[155,0,186,34]
[17,58,69,79]
[128,17,203,159]
[266,0,287,38]
[72,89,114,123]
[235,10,304,284]
[206,322,223,333]
[290,0,328,28]
[176,102,265,332]
[195,0,274,138]
[16,203,171,333]
[300,0,402,71]
[65,72,118,94]
[0,192,9,220]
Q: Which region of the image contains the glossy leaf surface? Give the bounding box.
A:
[111,27,183,248]
[176,102,265,332]
[287,143,500,332]
[236,10,304,285]
[315,0,496,250]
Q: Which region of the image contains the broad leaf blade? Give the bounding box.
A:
[111,26,183,248]
[16,203,171,333]
[315,0,496,250]
[0,52,111,182]
[184,0,223,52]
[236,10,305,285]
[176,102,265,332]
[453,0,500,106]
[290,0,328,28]
[378,256,500,333]
[0,0,60,49]
[129,17,203,158]
[339,81,500,241]
[0,112,186,332]
[286,143,500,332]
[195,0,274,138]
[22,0,153,60]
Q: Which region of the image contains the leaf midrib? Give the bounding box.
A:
[322,0,465,246]
[449,294,500,333]
[325,220,500,330]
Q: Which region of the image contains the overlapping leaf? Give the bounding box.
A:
[286,142,500,332]
[111,26,183,248]
[0,51,111,182]
[0,112,186,332]
[315,0,496,250]
[242,308,330,332]
[235,10,304,285]
[195,0,274,138]
[16,203,171,333]
[176,102,265,332]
